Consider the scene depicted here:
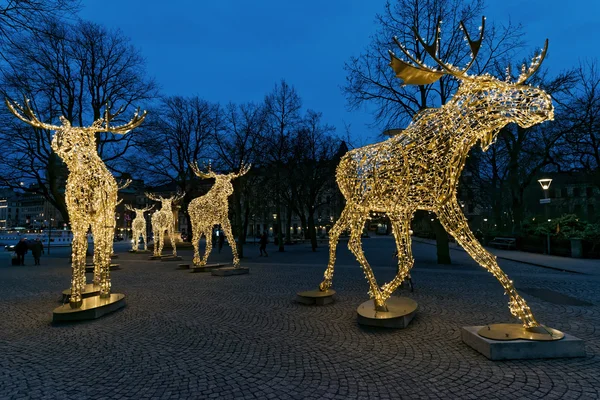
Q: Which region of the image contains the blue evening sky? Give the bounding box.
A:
[79,0,600,145]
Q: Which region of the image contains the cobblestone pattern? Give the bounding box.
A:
[0,239,599,399]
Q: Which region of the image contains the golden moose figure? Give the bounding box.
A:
[6,98,146,308]
[318,18,557,334]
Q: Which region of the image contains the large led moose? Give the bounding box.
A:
[6,98,146,308]
[125,204,154,251]
[318,18,554,330]
[146,192,184,257]
[188,163,250,267]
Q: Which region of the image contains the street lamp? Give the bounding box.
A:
[538,178,552,254]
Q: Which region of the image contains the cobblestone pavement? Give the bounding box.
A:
[0,237,599,399]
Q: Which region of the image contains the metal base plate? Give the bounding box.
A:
[356,297,418,329]
[177,264,191,270]
[462,326,584,360]
[130,249,151,253]
[190,263,224,273]
[211,266,249,276]
[53,293,126,322]
[478,323,565,341]
[149,255,164,260]
[61,283,101,302]
[111,254,119,259]
[296,289,336,305]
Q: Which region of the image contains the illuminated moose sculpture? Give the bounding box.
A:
[125,204,154,251]
[146,192,184,257]
[6,97,146,308]
[188,163,250,267]
[318,18,555,333]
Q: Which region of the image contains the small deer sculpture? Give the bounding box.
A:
[125,204,154,251]
[188,163,251,267]
[6,97,146,308]
[146,192,184,257]
[319,18,553,329]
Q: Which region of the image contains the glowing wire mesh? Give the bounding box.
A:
[147,193,184,257]
[6,97,146,307]
[125,204,153,251]
[188,163,250,267]
[318,19,553,328]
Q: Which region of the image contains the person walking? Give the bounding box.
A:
[15,238,28,266]
[259,231,269,257]
[31,238,44,266]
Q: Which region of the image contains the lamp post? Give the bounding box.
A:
[538,178,553,255]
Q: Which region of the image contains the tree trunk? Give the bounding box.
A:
[285,203,292,244]
[233,187,244,258]
[276,192,284,252]
[299,213,308,239]
[308,208,317,251]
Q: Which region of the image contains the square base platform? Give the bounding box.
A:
[461,326,585,360]
[211,266,249,276]
[53,293,126,322]
[191,263,224,273]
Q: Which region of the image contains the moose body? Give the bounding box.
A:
[319,19,553,329]
[147,194,183,257]
[6,98,146,307]
[188,164,250,267]
[126,205,153,251]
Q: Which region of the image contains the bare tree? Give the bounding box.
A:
[213,102,267,257]
[291,110,339,251]
[0,20,158,223]
[0,0,79,51]
[560,61,600,188]
[262,80,302,252]
[343,0,524,263]
[132,96,219,236]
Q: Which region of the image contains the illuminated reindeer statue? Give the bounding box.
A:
[188,163,251,267]
[6,97,146,308]
[125,204,154,251]
[317,18,558,336]
[146,192,184,257]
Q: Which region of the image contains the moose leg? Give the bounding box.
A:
[380,212,415,301]
[69,221,88,308]
[221,219,239,267]
[347,214,387,311]
[169,223,177,257]
[157,228,164,256]
[192,224,203,266]
[202,227,213,266]
[319,206,352,291]
[91,222,110,297]
[437,201,539,328]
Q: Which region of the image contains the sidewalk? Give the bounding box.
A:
[412,237,600,275]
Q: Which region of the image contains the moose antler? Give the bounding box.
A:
[514,39,549,84]
[230,162,252,179]
[100,103,147,134]
[124,204,135,212]
[190,161,217,179]
[389,16,485,85]
[172,192,185,204]
[145,192,164,202]
[5,96,63,131]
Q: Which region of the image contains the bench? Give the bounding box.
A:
[488,237,516,250]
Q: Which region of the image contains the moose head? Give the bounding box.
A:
[124,204,155,216]
[389,17,553,150]
[145,192,185,210]
[190,162,252,197]
[5,97,147,163]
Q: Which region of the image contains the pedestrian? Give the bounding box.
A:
[218,230,225,253]
[259,231,268,257]
[31,238,44,266]
[15,238,28,266]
